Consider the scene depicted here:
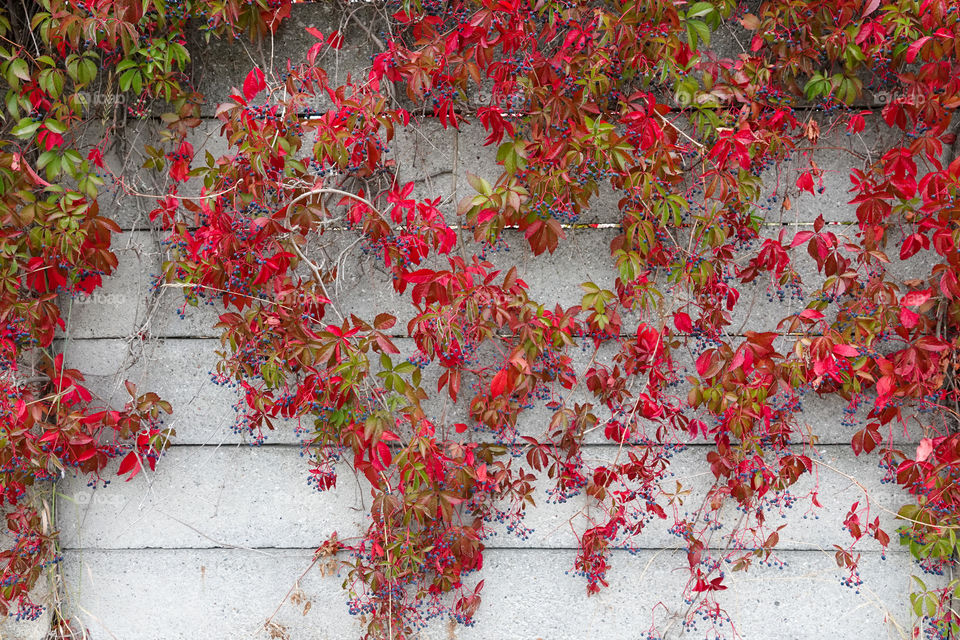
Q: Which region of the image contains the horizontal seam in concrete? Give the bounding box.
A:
[110,218,868,233]
[59,330,845,340]
[111,442,904,451]
[123,102,896,129]
[57,545,904,554]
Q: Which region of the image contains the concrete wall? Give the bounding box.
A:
[7,5,945,639]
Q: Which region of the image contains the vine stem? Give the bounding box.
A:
[379,472,395,640]
[284,186,385,221]
[288,238,345,322]
[655,111,705,151]
[160,282,327,326]
[259,556,321,636]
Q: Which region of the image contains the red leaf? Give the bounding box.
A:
[901,289,932,307]
[790,230,814,248]
[87,147,105,168]
[243,67,266,101]
[673,312,692,333]
[375,441,392,469]
[876,376,893,398]
[75,273,101,295]
[846,113,866,134]
[906,36,931,63]
[404,269,436,284]
[899,233,927,260]
[374,313,396,331]
[693,576,727,592]
[852,426,880,455]
[916,438,935,462]
[696,351,715,377]
[729,348,746,372]
[796,171,815,194]
[490,369,509,397]
[875,528,890,547]
[833,343,860,357]
[117,452,141,481]
[899,307,920,329]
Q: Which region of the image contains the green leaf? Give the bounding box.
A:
[65,57,79,81]
[9,58,29,81]
[78,174,98,199]
[686,19,711,49]
[35,150,57,170]
[5,90,20,119]
[11,118,40,138]
[497,140,527,174]
[43,118,66,134]
[78,58,98,86]
[687,2,715,19]
[803,73,831,100]
[43,155,61,181]
[119,69,141,93]
[466,172,492,196]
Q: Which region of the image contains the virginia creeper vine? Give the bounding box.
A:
[2,0,960,638]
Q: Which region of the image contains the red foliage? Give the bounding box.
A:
[8,0,960,636]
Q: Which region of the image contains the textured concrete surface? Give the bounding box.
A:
[98,114,873,231]
[62,336,930,447]
[61,548,921,640]
[57,443,908,553]
[61,225,868,341]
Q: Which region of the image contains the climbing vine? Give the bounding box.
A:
[2,0,960,638]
